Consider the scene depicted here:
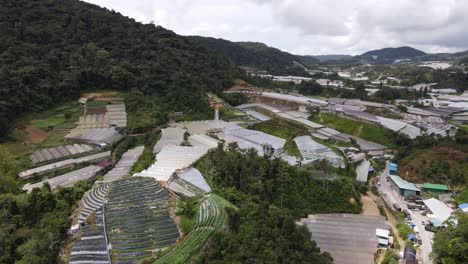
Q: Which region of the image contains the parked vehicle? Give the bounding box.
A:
[393,203,401,211]
[407,203,424,210]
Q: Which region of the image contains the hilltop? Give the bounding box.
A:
[359,46,426,64]
[0,0,237,139]
[189,36,316,76]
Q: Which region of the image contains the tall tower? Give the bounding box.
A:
[214,104,219,121]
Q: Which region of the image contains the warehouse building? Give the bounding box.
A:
[388,175,420,197]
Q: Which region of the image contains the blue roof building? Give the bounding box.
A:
[389,162,398,174]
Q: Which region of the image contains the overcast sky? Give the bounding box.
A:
[85,0,468,55]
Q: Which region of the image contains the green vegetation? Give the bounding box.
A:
[218,93,248,106]
[0,0,237,139]
[194,145,360,263]
[432,212,468,264]
[190,36,314,76]
[176,197,199,234]
[314,113,400,148]
[156,195,233,264]
[0,146,93,263]
[455,189,468,205]
[381,250,400,264]
[395,213,415,246]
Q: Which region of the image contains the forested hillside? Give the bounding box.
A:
[0,0,237,139]
[359,46,426,64]
[190,36,315,76]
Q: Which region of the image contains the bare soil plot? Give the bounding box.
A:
[24,125,48,143]
[361,194,380,216]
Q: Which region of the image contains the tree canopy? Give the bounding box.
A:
[0,0,238,139]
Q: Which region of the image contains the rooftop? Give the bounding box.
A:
[424,198,453,222]
[423,183,449,191]
[388,175,420,192]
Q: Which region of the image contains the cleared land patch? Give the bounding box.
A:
[314,113,399,148]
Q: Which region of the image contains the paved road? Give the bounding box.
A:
[378,161,433,264]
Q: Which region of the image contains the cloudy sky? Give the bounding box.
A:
[85,0,468,55]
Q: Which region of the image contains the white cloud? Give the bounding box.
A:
[84,0,468,55]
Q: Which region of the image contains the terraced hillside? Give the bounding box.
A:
[156,194,232,263]
[106,177,179,263]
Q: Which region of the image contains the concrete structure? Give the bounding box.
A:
[388,175,420,197]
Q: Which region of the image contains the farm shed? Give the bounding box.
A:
[356,159,371,183]
[388,175,420,197]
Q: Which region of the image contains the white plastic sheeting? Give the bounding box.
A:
[244,109,271,121]
[355,159,370,182]
[424,198,454,223]
[153,127,186,153]
[134,146,210,181]
[103,146,144,182]
[294,135,344,167]
[19,151,111,179]
[23,165,104,192]
[261,92,328,106]
[189,134,219,148]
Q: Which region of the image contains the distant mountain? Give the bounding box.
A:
[359,46,426,64]
[189,36,318,76]
[312,55,353,62]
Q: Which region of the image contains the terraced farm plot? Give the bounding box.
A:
[155,194,232,264]
[106,177,179,264]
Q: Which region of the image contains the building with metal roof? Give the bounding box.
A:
[424,198,453,223]
[458,203,468,213]
[388,175,420,197]
[389,163,398,175]
[356,159,371,183]
[423,183,450,193]
[298,214,391,264]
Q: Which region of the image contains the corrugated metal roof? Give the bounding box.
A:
[423,198,453,222]
[388,175,420,192]
[423,183,449,191]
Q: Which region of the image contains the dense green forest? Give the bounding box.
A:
[0,0,238,139]
[432,212,468,264]
[195,144,361,263]
[0,146,93,263]
[190,36,314,76]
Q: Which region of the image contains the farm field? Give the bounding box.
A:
[314,113,399,148]
[155,194,232,263]
[1,100,109,159]
[106,177,179,263]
